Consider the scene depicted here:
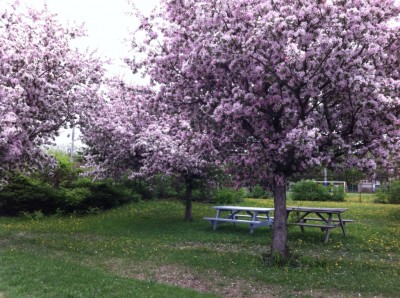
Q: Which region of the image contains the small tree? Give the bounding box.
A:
[0,2,104,181]
[82,81,218,221]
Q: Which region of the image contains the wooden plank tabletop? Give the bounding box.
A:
[287,206,348,213]
[212,206,274,212]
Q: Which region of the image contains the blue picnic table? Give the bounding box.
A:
[203,205,274,234]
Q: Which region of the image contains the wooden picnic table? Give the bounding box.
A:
[286,206,354,243]
[203,206,274,234]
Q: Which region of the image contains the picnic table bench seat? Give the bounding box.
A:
[295,222,335,229]
[203,217,262,225]
[233,214,273,220]
[297,217,354,224]
[203,217,273,234]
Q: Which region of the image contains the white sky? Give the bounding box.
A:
[28,0,159,78]
[6,0,160,149]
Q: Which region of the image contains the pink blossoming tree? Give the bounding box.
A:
[0,2,104,181]
[82,81,218,221]
[129,0,400,256]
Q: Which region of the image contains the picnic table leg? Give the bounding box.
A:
[213,210,222,231]
[212,220,218,231]
[231,211,237,227]
[324,214,333,243]
[249,223,254,234]
[297,212,311,233]
[269,214,273,229]
[338,213,346,237]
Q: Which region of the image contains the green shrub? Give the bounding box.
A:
[39,150,81,187]
[191,187,213,202]
[291,180,345,202]
[81,181,141,210]
[246,184,271,199]
[120,178,154,200]
[19,210,45,220]
[0,175,64,216]
[0,151,142,216]
[330,185,346,201]
[387,181,400,204]
[214,187,245,204]
[64,187,91,207]
[67,177,93,189]
[375,181,400,204]
[150,175,180,199]
[0,174,142,216]
[375,189,389,203]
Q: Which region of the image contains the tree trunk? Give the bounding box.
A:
[271,177,289,257]
[184,177,193,221]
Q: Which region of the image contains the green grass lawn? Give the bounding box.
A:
[0,195,399,297]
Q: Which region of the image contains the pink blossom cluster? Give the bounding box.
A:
[0,2,104,178]
[129,0,400,189]
[82,80,218,183]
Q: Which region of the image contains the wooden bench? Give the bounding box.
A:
[296,218,354,231]
[203,217,261,225]
[233,214,274,220]
[203,217,273,234]
[299,217,354,224]
[295,218,353,232]
[295,222,335,232]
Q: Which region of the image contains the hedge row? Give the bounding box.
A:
[0,175,140,216]
[290,180,345,202]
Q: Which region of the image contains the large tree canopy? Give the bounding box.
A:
[129,0,400,255]
[0,2,104,180]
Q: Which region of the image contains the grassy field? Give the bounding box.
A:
[0,194,399,297]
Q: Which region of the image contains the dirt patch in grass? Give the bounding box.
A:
[175,241,267,256]
[102,257,361,298]
[104,258,276,297]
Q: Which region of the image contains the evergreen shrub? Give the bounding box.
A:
[0,152,141,216]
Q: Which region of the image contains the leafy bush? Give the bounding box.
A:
[375,189,389,203]
[0,175,64,216]
[330,185,346,201]
[120,178,154,200]
[213,187,245,204]
[80,181,141,210]
[190,187,213,202]
[246,184,271,199]
[0,174,142,216]
[0,152,142,216]
[64,187,91,207]
[375,180,400,204]
[291,180,345,202]
[150,175,180,199]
